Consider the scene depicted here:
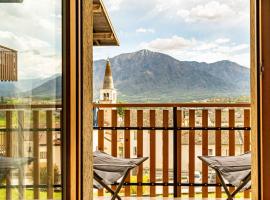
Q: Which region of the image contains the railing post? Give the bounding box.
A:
[46,110,54,199]
[173,107,178,197]
[18,110,25,200]
[6,111,12,200]
[97,110,104,196]
[189,110,195,197]
[124,110,131,196]
[137,110,143,196]
[33,110,40,199]
[176,110,182,197]
[149,110,156,197]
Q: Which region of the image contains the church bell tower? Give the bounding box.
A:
[100,59,117,104]
[99,59,117,127]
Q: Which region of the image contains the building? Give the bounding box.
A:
[99,59,117,125]
[0,45,17,81]
[94,59,122,154]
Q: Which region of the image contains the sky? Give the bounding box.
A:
[0,0,61,79]
[0,0,250,79]
[94,0,250,67]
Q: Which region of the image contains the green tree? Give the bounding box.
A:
[29,165,60,185]
[0,96,4,104]
[116,101,126,117]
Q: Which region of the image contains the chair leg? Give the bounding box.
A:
[231,172,251,198]
[94,172,122,200]
[215,170,233,200]
[111,169,131,200]
[216,170,251,200]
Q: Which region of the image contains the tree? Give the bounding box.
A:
[116,101,126,117]
[0,96,4,104]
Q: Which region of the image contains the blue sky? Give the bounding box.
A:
[94,0,250,67]
[0,0,250,79]
[0,0,61,79]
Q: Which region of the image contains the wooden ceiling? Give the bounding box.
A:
[93,0,119,46]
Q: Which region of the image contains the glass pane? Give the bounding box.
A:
[0,0,62,199]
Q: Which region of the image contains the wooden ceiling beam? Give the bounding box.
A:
[92,0,119,46]
[93,3,102,14]
[93,33,114,40]
[94,40,100,46]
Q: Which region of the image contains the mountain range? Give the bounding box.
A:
[0,50,250,102]
[0,74,61,99]
[94,49,250,102]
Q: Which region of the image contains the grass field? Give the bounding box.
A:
[0,189,61,200]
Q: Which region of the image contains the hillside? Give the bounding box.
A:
[25,76,62,98]
[94,49,250,102]
[0,74,61,97]
[0,50,250,102]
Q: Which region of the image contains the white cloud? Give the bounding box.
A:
[151,0,249,25]
[177,1,235,22]
[140,35,197,51]
[0,31,50,51]
[0,0,61,79]
[215,38,231,44]
[0,30,61,79]
[140,35,250,67]
[103,0,124,11]
[18,52,61,79]
[136,28,155,33]
[102,0,249,26]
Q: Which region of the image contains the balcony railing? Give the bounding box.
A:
[0,104,62,200]
[0,103,252,199]
[93,103,251,198]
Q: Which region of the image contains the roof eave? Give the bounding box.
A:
[93,0,120,46]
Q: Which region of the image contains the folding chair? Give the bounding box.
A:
[93,151,148,200]
[198,152,251,200]
[0,157,34,183]
[0,157,34,200]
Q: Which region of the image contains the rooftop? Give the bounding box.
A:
[93,0,119,46]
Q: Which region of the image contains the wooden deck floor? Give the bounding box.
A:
[94,197,250,200]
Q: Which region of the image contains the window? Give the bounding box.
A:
[133,147,137,155]
[208,149,213,156]
[0,0,62,199]
[40,151,47,159]
[133,132,137,140]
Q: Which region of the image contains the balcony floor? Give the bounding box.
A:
[94,197,250,200]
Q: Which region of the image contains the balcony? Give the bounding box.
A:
[0,103,251,199]
[0,104,61,200]
[93,103,251,199]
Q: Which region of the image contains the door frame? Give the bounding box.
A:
[62,0,82,199]
[62,0,93,199]
[62,0,270,199]
[251,0,270,199]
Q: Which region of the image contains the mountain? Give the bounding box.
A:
[93,49,250,102]
[0,82,20,97]
[0,50,250,102]
[13,78,45,92]
[26,76,62,98]
[0,74,61,98]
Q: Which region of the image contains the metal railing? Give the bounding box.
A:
[0,104,62,200]
[93,103,251,198]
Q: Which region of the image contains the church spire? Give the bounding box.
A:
[103,58,114,89]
